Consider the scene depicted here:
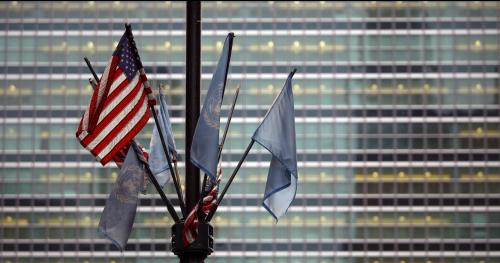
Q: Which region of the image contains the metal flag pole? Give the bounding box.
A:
[124,23,187,217]
[84,58,180,223]
[159,84,183,189]
[171,2,215,262]
[205,140,255,222]
[197,85,240,222]
[84,57,99,81]
[206,68,297,222]
[137,141,181,223]
[149,87,187,217]
[185,0,201,223]
[218,86,240,161]
[171,155,182,194]
[88,78,97,88]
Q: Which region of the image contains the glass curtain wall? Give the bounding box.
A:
[1,1,500,263]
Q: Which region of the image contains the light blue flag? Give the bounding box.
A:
[191,33,234,182]
[98,143,147,251]
[148,90,177,187]
[252,70,298,220]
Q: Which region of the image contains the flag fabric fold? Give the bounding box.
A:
[148,90,177,187]
[76,28,155,166]
[252,71,298,220]
[98,142,149,251]
[190,33,234,182]
[183,161,222,246]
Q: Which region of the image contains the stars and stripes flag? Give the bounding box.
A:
[76,28,155,165]
[183,161,222,246]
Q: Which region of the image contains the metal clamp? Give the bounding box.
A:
[171,222,214,261]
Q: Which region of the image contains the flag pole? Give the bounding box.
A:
[205,139,255,222]
[206,69,297,222]
[197,85,240,221]
[144,158,181,223]
[184,0,202,217]
[159,84,183,189]
[84,59,180,223]
[88,78,97,88]
[84,57,99,81]
[173,158,182,193]
[149,107,186,217]
[135,143,181,223]
[125,23,187,217]
[218,85,240,161]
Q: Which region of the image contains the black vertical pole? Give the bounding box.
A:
[172,3,212,262]
[181,2,205,263]
[185,0,201,221]
[173,2,211,261]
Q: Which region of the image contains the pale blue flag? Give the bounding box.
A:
[98,143,147,251]
[252,70,298,220]
[148,90,177,187]
[191,33,234,182]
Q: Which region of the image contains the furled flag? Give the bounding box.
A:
[98,142,149,251]
[190,33,234,182]
[252,70,298,220]
[183,161,222,246]
[76,27,155,165]
[148,89,177,187]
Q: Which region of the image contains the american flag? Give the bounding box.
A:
[76,29,155,165]
[183,162,221,246]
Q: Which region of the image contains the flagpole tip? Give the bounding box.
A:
[290,68,297,77]
[228,32,235,38]
[125,23,132,33]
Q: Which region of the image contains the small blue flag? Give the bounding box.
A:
[148,90,177,187]
[98,143,147,251]
[191,33,234,182]
[252,70,298,220]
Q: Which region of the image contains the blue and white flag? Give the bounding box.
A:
[98,143,147,251]
[148,90,177,187]
[252,70,298,220]
[191,33,234,182]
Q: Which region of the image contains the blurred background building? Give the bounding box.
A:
[1,1,500,262]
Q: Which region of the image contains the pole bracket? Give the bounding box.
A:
[171,222,214,261]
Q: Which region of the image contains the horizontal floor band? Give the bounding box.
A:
[1,241,500,253]
[3,153,500,163]
[2,196,499,207]
[3,108,500,119]
[3,251,500,258]
[2,161,500,168]
[2,206,500,213]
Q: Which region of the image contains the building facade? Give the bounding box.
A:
[1,1,500,262]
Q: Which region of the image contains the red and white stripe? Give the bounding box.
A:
[183,162,221,246]
[76,56,155,165]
